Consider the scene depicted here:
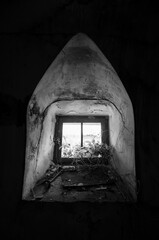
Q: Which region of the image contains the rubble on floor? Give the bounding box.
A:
[29,164,134,202]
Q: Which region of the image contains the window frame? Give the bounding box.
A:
[53,115,109,164]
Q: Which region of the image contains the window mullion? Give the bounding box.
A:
[81,122,83,147]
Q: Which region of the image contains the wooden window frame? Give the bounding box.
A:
[53,116,109,164]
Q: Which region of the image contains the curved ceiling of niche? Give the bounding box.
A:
[29,33,133,124]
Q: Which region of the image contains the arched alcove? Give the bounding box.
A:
[22,33,136,202]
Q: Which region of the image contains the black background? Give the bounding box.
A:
[0,0,159,239]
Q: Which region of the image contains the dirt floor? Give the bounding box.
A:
[32,165,133,202]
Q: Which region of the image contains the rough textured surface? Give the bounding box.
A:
[40,165,133,202]
[23,34,135,200]
[1,1,159,239]
[33,33,130,113]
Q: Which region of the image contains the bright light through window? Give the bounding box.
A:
[62,123,81,146]
[83,123,101,147]
[61,122,102,158]
[62,123,81,157]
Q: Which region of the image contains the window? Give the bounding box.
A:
[54,116,109,164]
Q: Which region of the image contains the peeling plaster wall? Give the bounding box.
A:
[34,35,131,115]
[36,100,122,176]
[23,100,135,199]
[22,33,135,199]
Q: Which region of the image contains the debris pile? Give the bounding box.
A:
[31,162,63,199]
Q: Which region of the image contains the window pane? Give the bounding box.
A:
[61,123,81,158]
[83,123,101,147]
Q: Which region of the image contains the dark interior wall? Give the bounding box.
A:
[0,0,159,239]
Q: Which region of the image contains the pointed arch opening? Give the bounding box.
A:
[22,33,136,202]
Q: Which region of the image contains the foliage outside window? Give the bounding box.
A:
[60,139,112,165]
[54,116,110,165]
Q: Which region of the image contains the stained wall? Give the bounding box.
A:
[23,33,135,199]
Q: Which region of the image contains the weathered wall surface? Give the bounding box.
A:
[23,34,135,199]
[1,1,159,239]
[36,100,121,178]
[33,34,131,114]
[23,99,135,199]
[36,100,133,177]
